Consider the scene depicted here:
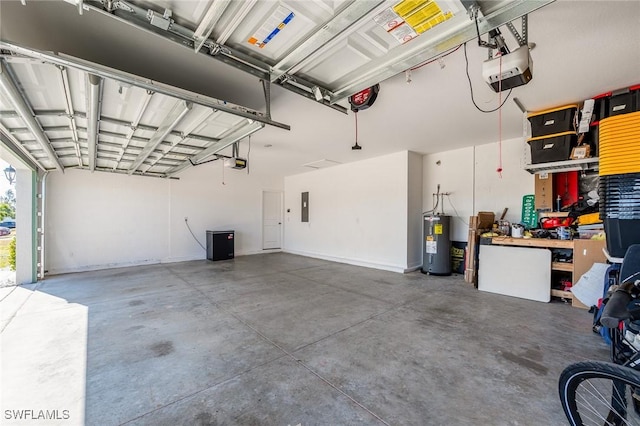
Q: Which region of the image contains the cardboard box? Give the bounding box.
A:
[535,172,553,211]
[477,212,495,229]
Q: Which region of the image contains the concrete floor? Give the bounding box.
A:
[1,253,609,425]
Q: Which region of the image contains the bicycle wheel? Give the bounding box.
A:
[559,361,640,426]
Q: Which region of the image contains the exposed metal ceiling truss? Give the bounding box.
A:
[69,0,552,111]
[0,43,279,177]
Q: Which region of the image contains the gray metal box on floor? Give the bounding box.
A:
[206,230,234,261]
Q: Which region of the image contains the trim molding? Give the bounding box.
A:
[283,249,409,274]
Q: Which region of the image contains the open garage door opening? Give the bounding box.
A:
[0,158,17,287]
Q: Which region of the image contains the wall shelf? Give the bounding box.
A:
[524,157,599,174]
[552,262,573,272]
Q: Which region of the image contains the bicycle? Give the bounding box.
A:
[558,244,640,426]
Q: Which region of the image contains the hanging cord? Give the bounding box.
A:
[445,194,469,227]
[184,218,206,251]
[463,42,512,113]
[352,111,362,150]
[410,44,462,71]
[355,112,358,143]
[497,53,503,177]
[246,135,251,175]
[221,157,225,185]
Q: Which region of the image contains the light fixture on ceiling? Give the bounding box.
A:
[3,165,16,185]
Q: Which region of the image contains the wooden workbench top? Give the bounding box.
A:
[490,237,574,249]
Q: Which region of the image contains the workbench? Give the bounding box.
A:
[478,237,606,307]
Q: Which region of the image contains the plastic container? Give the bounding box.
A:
[599,111,640,176]
[606,85,640,117]
[599,173,640,220]
[604,218,640,258]
[527,131,577,164]
[528,104,578,137]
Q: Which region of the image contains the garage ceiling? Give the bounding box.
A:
[0,45,282,176]
[79,0,550,107]
[1,0,639,178]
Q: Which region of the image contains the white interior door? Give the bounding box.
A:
[262,191,283,250]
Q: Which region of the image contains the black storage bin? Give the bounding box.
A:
[604,219,640,258]
[599,174,640,221]
[594,85,640,120]
[528,104,578,137]
[591,93,608,124]
[587,122,599,157]
[527,131,577,164]
[206,230,234,261]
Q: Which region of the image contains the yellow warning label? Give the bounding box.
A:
[426,235,434,241]
[434,224,443,235]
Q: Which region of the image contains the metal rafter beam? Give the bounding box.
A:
[143,108,217,173]
[192,0,230,52]
[215,0,257,45]
[0,109,68,118]
[128,100,192,174]
[0,60,64,172]
[114,90,152,170]
[80,114,221,145]
[0,42,290,131]
[165,120,263,178]
[58,66,83,167]
[63,0,345,115]
[0,123,44,172]
[86,73,103,171]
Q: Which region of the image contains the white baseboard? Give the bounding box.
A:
[404,263,423,273]
[46,250,285,276]
[46,258,164,276]
[283,249,408,274]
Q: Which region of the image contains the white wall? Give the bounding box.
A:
[283,151,412,272]
[44,137,533,274]
[423,146,475,242]
[167,162,283,262]
[423,137,534,242]
[474,138,533,225]
[407,151,423,270]
[45,163,283,275]
[46,170,170,274]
